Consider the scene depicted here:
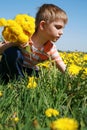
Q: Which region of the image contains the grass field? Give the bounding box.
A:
[0,51,87,130]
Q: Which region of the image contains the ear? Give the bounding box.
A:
[39,20,46,30]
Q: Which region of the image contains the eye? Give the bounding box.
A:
[55,25,63,29]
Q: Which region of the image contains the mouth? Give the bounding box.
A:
[52,36,60,42]
[57,36,60,39]
[52,38,59,42]
[56,37,59,40]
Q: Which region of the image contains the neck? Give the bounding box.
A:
[31,32,48,48]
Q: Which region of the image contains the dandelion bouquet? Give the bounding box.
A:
[0,14,35,44]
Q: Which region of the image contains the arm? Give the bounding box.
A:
[49,44,66,73]
[56,60,66,73]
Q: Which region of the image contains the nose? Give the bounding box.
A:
[59,29,63,35]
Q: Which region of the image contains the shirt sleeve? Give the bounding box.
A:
[47,44,66,72]
[47,44,62,61]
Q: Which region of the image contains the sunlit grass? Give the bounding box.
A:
[0,51,87,130]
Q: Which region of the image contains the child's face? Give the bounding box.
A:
[44,19,65,42]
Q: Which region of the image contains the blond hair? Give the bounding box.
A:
[35,4,68,31]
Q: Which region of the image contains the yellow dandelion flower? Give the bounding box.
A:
[83,54,87,61]
[68,64,81,75]
[2,27,10,41]
[27,76,37,89]
[0,91,3,97]
[37,60,53,68]
[7,19,23,34]
[50,117,79,130]
[82,67,87,77]
[45,108,59,117]
[84,68,87,74]
[0,18,7,26]
[18,33,29,43]
[14,117,19,123]
[15,14,35,36]
[11,112,19,123]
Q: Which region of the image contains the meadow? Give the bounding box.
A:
[0,51,87,130]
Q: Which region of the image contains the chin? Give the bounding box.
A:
[52,39,58,42]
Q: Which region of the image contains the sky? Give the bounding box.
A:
[0,0,87,52]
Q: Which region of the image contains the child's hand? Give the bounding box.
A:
[0,41,4,47]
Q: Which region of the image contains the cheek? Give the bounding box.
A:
[45,25,57,37]
[47,27,56,35]
[50,29,57,36]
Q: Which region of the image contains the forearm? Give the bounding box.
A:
[56,60,66,73]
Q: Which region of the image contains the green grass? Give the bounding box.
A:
[0,64,87,130]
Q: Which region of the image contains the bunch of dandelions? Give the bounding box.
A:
[0,14,35,44]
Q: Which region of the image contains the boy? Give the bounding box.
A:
[0,4,68,82]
